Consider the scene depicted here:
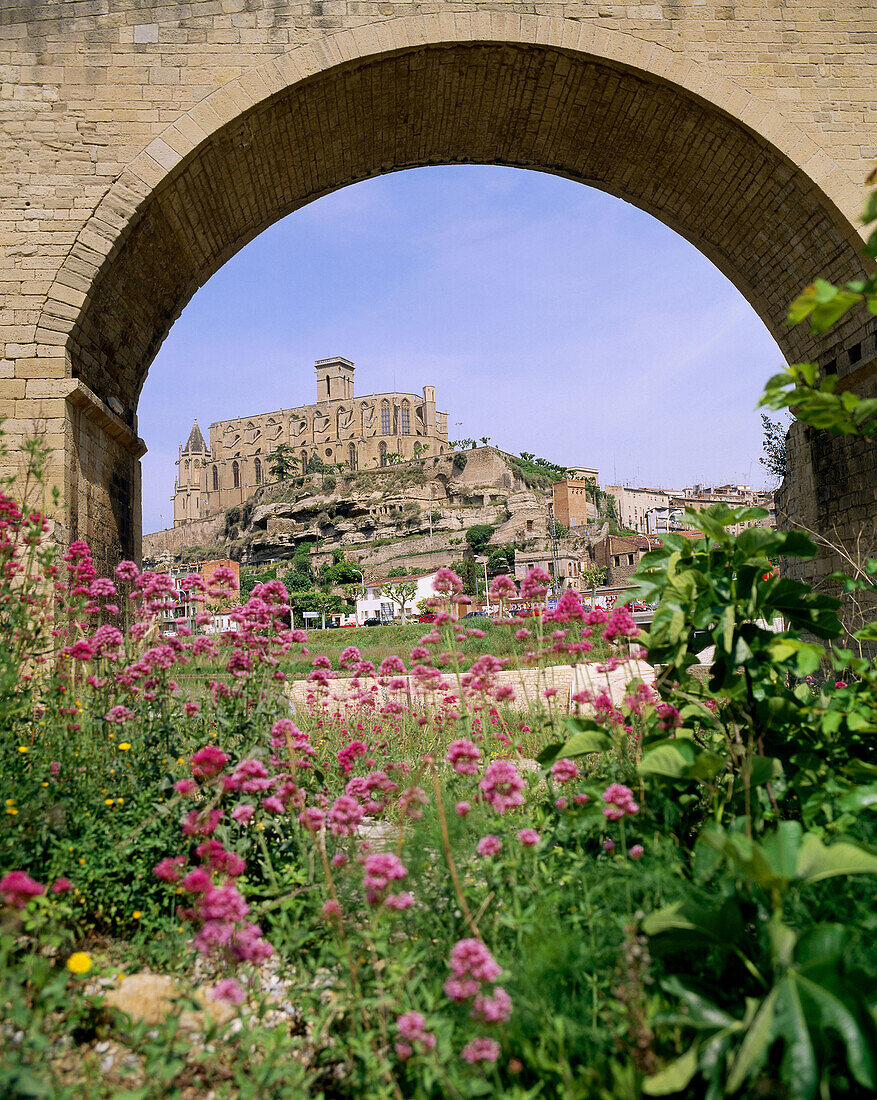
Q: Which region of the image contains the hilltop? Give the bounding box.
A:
[142,446,593,577]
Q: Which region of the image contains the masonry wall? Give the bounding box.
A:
[0,2,874,568]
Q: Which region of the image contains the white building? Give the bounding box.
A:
[354,570,440,624]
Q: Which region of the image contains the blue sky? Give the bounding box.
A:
[139,165,783,534]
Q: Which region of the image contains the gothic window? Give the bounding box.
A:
[379,441,387,467]
[301,450,308,474]
[184,460,190,480]
[348,443,357,471]
[254,457,262,485]
[232,460,240,489]
[381,402,391,436]
[400,401,410,434]
[212,465,219,492]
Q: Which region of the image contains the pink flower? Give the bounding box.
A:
[835,680,848,689]
[455,800,471,817]
[232,804,255,824]
[104,705,134,724]
[476,835,502,857]
[182,808,223,836]
[443,977,481,1002]
[362,853,407,902]
[321,898,342,920]
[50,877,73,894]
[573,792,590,805]
[181,867,212,894]
[114,560,139,582]
[461,1037,501,1064]
[262,796,286,815]
[328,794,364,837]
[520,566,550,600]
[212,978,245,1005]
[472,985,513,1024]
[479,760,526,814]
[449,938,501,983]
[629,844,645,860]
[516,829,539,847]
[385,892,414,910]
[489,574,517,600]
[190,745,229,780]
[154,857,186,883]
[433,568,463,595]
[298,807,326,832]
[445,738,482,775]
[174,778,198,796]
[603,837,616,852]
[398,786,428,820]
[184,701,200,717]
[551,758,580,784]
[602,783,639,819]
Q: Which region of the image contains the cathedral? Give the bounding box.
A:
[173,357,449,525]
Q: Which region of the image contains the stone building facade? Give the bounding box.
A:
[552,467,599,529]
[173,357,448,525]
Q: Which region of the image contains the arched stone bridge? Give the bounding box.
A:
[1,2,874,576]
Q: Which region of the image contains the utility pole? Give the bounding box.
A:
[548,503,562,604]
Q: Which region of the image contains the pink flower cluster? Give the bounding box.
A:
[445,738,482,775]
[602,783,640,820]
[395,1011,436,1060]
[479,760,526,814]
[1,870,45,909]
[362,852,409,907]
[444,938,511,1062]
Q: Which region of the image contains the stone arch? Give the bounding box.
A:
[254,457,262,486]
[32,12,874,563]
[232,461,240,490]
[379,441,388,467]
[212,465,219,493]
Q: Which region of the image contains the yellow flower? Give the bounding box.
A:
[105,798,114,806]
[79,858,85,865]
[132,911,141,920]
[118,743,131,751]
[4,798,13,806]
[38,720,45,726]
[66,952,92,975]
[116,797,124,804]
[41,782,48,788]
[5,807,17,815]
[17,745,29,753]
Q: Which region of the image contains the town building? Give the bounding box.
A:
[592,534,661,586]
[159,558,241,635]
[606,483,775,535]
[354,570,440,624]
[513,548,599,590]
[173,357,449,525]
[552,466,599,529]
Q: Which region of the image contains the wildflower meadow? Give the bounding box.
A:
[2,195,877,1098]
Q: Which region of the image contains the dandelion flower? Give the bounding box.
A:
[118,742,131,751]
[66,952,92,974]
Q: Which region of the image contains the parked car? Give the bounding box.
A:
[461,611,491,621]
[417,613,437,623]
[362,617,384,626]
[514,608,542,619]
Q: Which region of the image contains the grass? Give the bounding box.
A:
[172,620,608,693]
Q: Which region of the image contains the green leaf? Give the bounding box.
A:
[639,742,724,781]
[795,834,877,884]
[643,1046,700,1095]
[726,985,780,1093]
[837,785,877,813]
[791,969,877,1091]
[557,718,612,757]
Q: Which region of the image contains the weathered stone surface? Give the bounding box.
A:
[103,973,236,1031]
[0,3,874,576]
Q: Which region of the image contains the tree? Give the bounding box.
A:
[466,524,496,555]
[378,580,418,621]
[268,443,297,481]
[387,566,408,577]
[577,563,606,608]
[760,412,792,483]
[480,436,491,446]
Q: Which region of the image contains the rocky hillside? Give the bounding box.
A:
[144,447,570,576]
